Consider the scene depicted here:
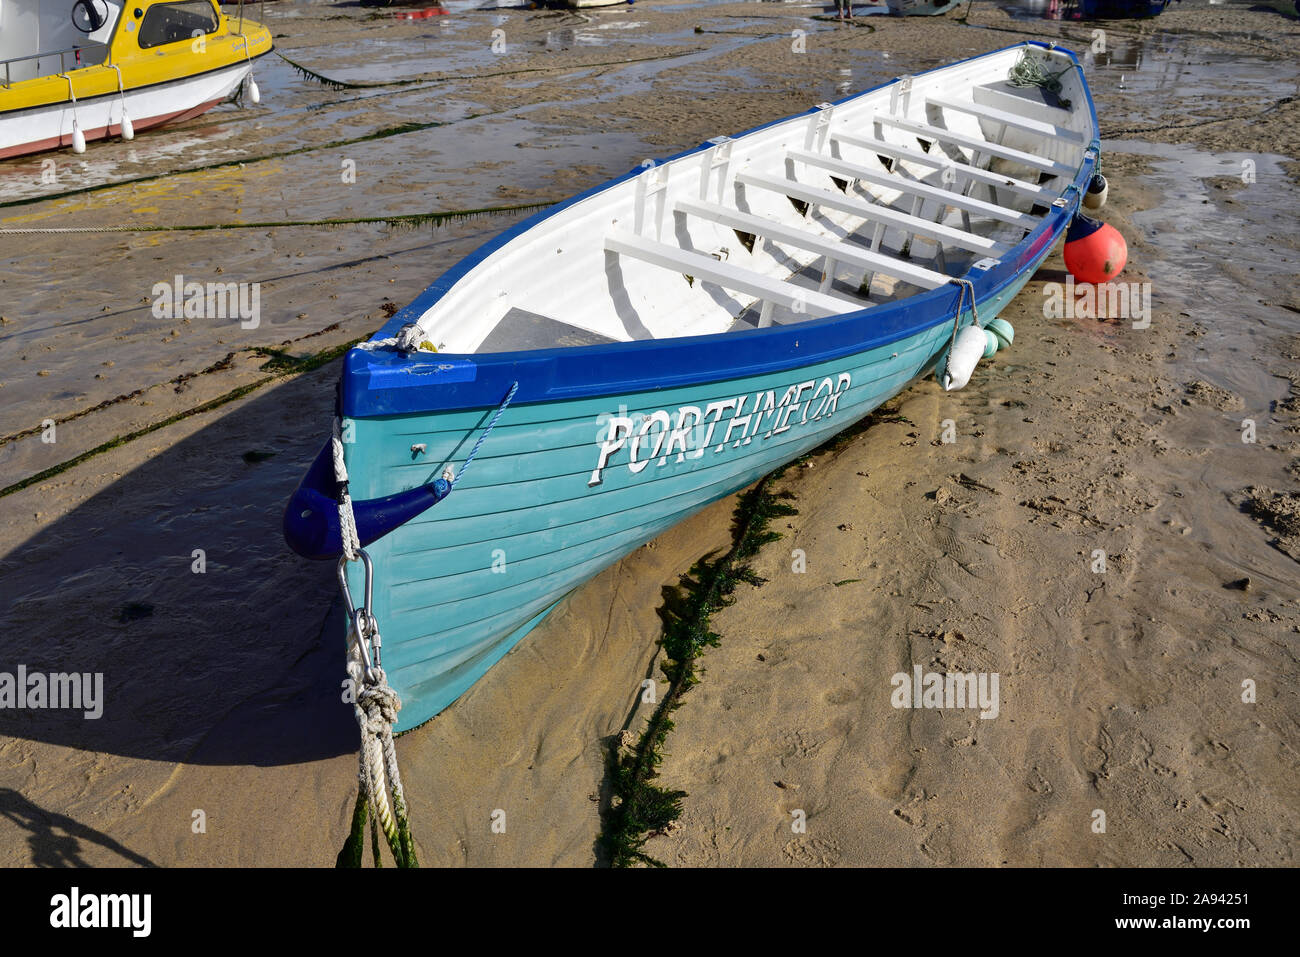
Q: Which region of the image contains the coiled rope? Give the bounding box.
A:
[1008,54,1071,96]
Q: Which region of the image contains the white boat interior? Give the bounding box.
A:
[0,0,123,84]
[408,45,1094,355]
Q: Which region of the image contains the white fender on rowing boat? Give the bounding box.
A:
[248,76,261,105]
[120,111,134,141]
[942,324,987,391]
[71,120,86,154]
[1083,172,1108,210]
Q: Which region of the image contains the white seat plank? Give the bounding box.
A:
[787,148,1040,229]
[606,231,862,318]
[737,169,1011,257]
[927,95,1088,145]
[675,198,948,290]
[830,130,1051,201]
[878,115,1075,177]
[974,85,1077,129]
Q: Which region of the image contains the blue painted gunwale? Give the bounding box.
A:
[342,40,1099,421]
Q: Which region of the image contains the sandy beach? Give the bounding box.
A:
[1,0,1297,867]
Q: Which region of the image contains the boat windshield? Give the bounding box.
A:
[138,0,219,50]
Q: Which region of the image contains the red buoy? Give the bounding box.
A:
[1063,214,1127,284]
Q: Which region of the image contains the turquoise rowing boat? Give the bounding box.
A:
[286,42,1099,732]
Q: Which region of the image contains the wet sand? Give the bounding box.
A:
[1,1,1298,866]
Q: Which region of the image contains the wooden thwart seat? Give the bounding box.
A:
[877,115,1074,177]
[829,130,1051,202]
[674,198,949,290]
[973,85,1077,128]
[786,148,1040,229]
[737,169,1011,257]
[606,230,863,323]
[926,95,1088,146]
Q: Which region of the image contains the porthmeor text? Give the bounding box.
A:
[589,372,853,485]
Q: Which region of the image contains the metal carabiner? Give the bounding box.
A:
[338,548,374,615]
[338,549,377,681]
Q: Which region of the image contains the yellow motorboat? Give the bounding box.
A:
[0,0,271,158]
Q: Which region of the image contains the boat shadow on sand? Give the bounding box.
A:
[0,365,356,766]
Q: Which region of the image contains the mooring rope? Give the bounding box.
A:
[332,416,417,868]
[328,379,517,866]
[332,418,362,565]
[0,202,554,236]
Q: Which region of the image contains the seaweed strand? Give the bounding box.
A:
[600,472,797,867]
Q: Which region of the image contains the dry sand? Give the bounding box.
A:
[1,1,1297,866]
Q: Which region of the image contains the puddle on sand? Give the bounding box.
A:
[1103,139,1299,409]
[1081,37,1297,106]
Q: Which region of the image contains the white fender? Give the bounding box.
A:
[941,325,987,391]
[1083,173,1108,210]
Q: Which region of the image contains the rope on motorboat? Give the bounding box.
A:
[332,416,418,868]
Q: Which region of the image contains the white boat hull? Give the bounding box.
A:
[0,59,253,159]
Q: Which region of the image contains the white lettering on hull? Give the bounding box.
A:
[588,372,851,486]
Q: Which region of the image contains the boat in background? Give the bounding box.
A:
[368,0,531,9]
[886,0,966,15]
[285,41,1099,732]
[0,0,271,158]
[1066,0,1175,18]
